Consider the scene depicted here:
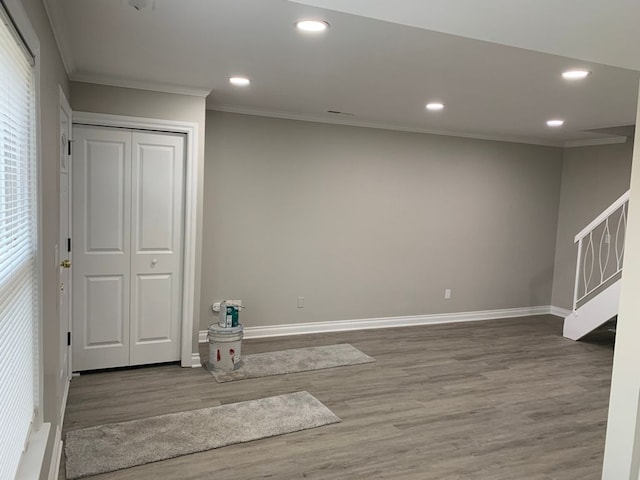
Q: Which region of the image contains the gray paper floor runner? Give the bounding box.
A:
[210,343,375,383]
[64,391,340,479]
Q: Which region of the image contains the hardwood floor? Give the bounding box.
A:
[60,316,614,479]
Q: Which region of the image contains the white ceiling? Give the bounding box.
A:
[46,0,639,146]
[292,0,640,71]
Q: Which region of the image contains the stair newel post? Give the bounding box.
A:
[573,238,583,312]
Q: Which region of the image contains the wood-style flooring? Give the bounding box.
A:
[60,315,614,479]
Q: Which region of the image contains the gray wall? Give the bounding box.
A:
[70,81,207,352]
[551,140,634,310]
[201,111,563,329]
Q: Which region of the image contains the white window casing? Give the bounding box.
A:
[0,1,42,478]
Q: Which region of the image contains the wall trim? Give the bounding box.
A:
[209,105,565,148]
[550,306,572,318]
[59,377,69,430]
[16,423,50,480]
[59,85,73,379]
[71,73,212,98]
[47,426,63,480]
[72,111,199,368]
[199,305,554,341]
[563,136,627,148]
[47,368,70,479]
[191,353,202,368]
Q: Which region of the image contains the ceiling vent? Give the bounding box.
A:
[128,0,155,11]
[327,110,355,117]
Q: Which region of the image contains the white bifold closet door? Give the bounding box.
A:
[72,125,184,371]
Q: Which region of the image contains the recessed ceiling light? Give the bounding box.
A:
[426,103,444,111]
[229,76,250,87]
[547,119,564,127]
[295,20,330,32]
[562,70,590,80]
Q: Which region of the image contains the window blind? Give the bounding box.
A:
[0,3,38,479]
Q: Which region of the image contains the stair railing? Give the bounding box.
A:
[573,190,630,312]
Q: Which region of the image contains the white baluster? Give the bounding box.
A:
[573,239,582,311]
[616,202,627,271]
[599,218,610,284]
[583,232,594,295]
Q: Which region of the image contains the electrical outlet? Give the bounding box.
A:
[445,289,452,299]
[297,296,304,308]
[212,299,243,313]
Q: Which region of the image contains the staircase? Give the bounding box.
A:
[563,191,629,340]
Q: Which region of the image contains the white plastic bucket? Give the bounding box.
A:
[207,323,243,372]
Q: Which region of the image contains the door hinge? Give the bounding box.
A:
[67,237,71,252]
[68,139,73,156]
[67,332,71,346]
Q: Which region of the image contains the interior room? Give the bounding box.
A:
[2,0,640,479]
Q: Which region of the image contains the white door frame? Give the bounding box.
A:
[59,87,72,380]
[72,111,199,368]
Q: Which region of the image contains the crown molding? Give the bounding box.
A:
[70,73,212,98]
[563,136,628,148]
[208,104,565,147]
[43,0,75,75]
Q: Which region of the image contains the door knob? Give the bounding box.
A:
[60,260,72,268]
[151,258,158,266]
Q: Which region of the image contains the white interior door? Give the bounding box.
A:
[59,89,72,389]
[72,126,132,370]
[129,132,184,365]
[72,126,185,371]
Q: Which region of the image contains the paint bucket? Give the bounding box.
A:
[207,323,243,372]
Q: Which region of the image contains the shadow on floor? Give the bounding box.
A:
[579,320,616,350]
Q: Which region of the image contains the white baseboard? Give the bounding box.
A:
[60,378,69,427]
[199,305,553,341]
[48,377,70,480]
[48,426,63,480]
[550,306,571,318]
[191,352,202,368]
